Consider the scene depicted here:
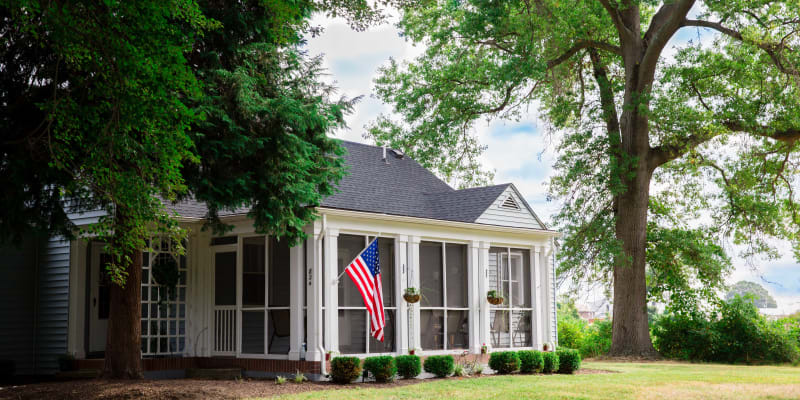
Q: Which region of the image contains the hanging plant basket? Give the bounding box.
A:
[403,287,420,303]
[486,290,504,305]
[152,254,180,305]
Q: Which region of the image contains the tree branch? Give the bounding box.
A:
[722,121,800,143]
[639,0,696,86]
[683,19,799,77]
[547,40,621,69]
[596,0,635,42]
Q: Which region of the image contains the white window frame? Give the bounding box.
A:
[419,240,470,352]
[141,237,188,357]
[336,234,398,356]
[489,247,535,350]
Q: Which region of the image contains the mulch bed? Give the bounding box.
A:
[0,369,614,399]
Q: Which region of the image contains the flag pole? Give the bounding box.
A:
[332,234,381,284]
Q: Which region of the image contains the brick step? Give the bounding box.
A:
[186,368,242,380]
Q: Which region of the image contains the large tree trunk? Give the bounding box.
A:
[103,247,143,378]
[608,90,658,356]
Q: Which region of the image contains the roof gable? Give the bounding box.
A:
[474,184,546,229]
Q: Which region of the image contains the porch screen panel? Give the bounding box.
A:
[268,237,291,354]
[489,247,533,349]
[337,235,396,354]
[141,238,187,356]
[420,242,469,350]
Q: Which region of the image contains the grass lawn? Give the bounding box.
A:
[265,361,800,400]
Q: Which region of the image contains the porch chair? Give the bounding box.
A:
[269,310,291,354]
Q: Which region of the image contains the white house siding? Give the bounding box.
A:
[475,187,544,230]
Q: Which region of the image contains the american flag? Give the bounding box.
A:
[344,238,385,341]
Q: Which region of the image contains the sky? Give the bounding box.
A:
[303,11,800,313]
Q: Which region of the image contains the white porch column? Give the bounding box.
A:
[467,241,480,353]
[532,246,544,349]
[408,236,421,351]
[288,243,305,360]
[305,224,324,362]
[323,228,339,353]
[396,235,409,354]
[544,244,555,347]
[478,241,490,350]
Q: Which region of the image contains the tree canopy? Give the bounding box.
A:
[725,280,778,308]
[370,0,800,355]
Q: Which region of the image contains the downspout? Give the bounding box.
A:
[32,236,40,374]
[552,237,558,349]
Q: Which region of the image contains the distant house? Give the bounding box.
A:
[0,141,559,378]
[577,298,611,323]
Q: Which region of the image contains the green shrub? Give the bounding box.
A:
[653,297,800,364]
[362,355,397,382]
[423,355,454,378]
[541,352,559,373]
[395,355,421,379]
[557,315,587,350]
[580,320,612,358]
[556,348,581,374]
[487,351,519,374]
[518,350,544,373]
[330,356,362,384]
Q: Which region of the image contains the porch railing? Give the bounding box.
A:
[213,306,236,354]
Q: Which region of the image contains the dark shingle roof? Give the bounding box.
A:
[166,140,519,225]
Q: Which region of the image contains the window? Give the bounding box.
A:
[419,242,469,350]
[141,238,187,356]
[240,236,292,355]
[489,247,533,348]
[337,235,396,354]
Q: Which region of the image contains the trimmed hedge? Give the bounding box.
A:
[556,348,581,374]
[423,355,454,378]
[488,351,520,374]
[330,356,362,384]
[363,355,397,382]
[395,355,422,379]
[542,352,560,374]
[518,350,544,373]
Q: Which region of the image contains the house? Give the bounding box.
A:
[577,298,611,323]
[0,140,559,378]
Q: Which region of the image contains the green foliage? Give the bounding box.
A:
[653,297,799,364]
[557,314,587,350]
[423,355,454,378]
[579,320,613,359]
[329,356,362,384]
[362,356,396,382]
[395,355,421,379]
[556,348,582,374]
[541,352,559,374]
[725,281,778,309]
[517,350,544,373]
[488,351,520,374]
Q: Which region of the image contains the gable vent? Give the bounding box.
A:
[500,195,521,210]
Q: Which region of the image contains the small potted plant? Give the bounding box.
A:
[480,343,489,354]
[409,348,417,355]
[57,353,75,372]
[403,287,420,303]
[486,290,504,305]
[325,350,337,361]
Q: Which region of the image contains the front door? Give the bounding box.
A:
[89,243,111,353]
[212,247,237,355]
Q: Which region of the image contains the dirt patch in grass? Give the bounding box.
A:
[574,368,619,375]
[638,382,800,400]
[0,378,429,400]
